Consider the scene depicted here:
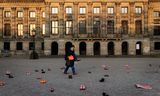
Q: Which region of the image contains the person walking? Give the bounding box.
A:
[64,45,77,75]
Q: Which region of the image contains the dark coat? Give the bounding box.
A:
[64,50,77,67]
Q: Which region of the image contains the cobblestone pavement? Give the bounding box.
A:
[0,57,160,96]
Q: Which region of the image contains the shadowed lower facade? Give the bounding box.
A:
[0,0,160,56]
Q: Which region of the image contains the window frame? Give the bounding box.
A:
[5,11,11,17]
[135,7,142,14]
[121,7,128,14]
[17,24,23,36]
[17,11,23,18]
[66,7,72,14]
[51,21,59,34]
[107,7,114,14]
[29,11,36,18]
[65,21,72,35]
[79,7,86,14]
[93,7,100,14]
[52,7,58,14]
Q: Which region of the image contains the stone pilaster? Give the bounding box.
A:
[116,2,121,34]
[74,41,79,55]
[23,41,28,52]
[115,41,121,55]
[11,7,16,38]
[0,7,3,38]
[148,6,153,36]
[23,7,29,38]
[129,40,136,55]
[58,39,65,55]
[143,39,150,55]
[45,2,51,37]
[101,2,107,37]
[87,2,93,36]
[129,2,135,36]
[143,2,148,36]
[36,7,41,36]
[44,38,51,55]
[86,41,93,56]
[73,2,78,38]
[101,42,107,56]
[59,2,65,38]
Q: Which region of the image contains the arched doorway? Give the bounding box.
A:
[65,42,73,54]
[51,42,58,55]
[108,42,114,55]
[94,42,100,55]
[79,42,86,55]
[122,42,128,55]
[136,41,142,55]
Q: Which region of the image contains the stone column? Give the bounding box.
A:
[101,2,107,37]
[45,2,51,37]
[143,2,148,36]
[116,2,121,34]
[0,7,3,38]
[23,7,29,38]
[73,2,78,38]
[59,2,64,38]
[129,2,135,36]
[86,41,93,56]
[11,7,16,38]
[87,2,93,36]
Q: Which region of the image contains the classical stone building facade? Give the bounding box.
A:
[0,0,160,56]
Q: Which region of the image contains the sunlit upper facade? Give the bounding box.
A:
[0,0,160,56]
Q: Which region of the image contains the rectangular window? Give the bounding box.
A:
[42,24,45,35]
[30,11,36,18]
[122,20,128,34]
[135,7,142,14]
[107,20,114,34]
[41,42,44,50]
[154,11,160,17]
[42,12,45,18]
[135,20,142,34]
[52,21,58,34]
[17,24,23,36]
[154,42,160,50]
[4,23,11,36]
[121,7,128,14]
[16,42,23,50]
[107,7,114,14]
[52,7,58,14]
[80,7,86,14]
[66,7,72,14]
[29,24,36,36]
[79,20,86,34]
[66,21,72,34]
[154,26,160,35]
[93,7,100,14]
[5,11,11,17]
[17,11,23,18]
[29,42,34,50]
[4,42,10,50]
[93,21,100,34]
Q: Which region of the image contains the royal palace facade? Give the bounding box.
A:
[0,0,160,56]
